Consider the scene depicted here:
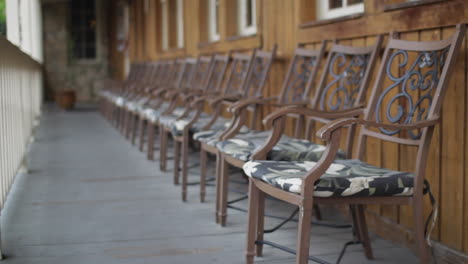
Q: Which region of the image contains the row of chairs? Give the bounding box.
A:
[99,24,464,264]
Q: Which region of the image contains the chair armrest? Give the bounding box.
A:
[190,93,221,108]
[263,106,365,127]
[227,97,277,114]
[209,95,242,107]
[316,116,440,142]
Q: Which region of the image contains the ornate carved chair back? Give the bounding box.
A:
[157,60,172,88]
[242,47,277,98]
[307,38,383,155]
[140,63,159,94]
[357,25,465,192]
[222,51,256,97]
[190,55,215,93]
[275,43,327,138]
[242,46,277,128]
[177,58,198,91]
[203,53,231,95]
[148,62,162,87]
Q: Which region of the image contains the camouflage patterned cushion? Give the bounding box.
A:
[142,102,171,122]
[216,133,346,162]
[169,113,223,136]
[192,119,250,146]
[158,107,187,126]
[243,159,414,197]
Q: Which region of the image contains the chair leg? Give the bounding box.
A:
[215,152,222,224]
[173,140,181,185]
[413,196,430,263]
[296,203,313,264]
[138,118,146,152]
[353,205,374,260]
[118,108,124,132]
[159,127,168,171]
[313,204,322,221]
[219,155,229,227]
[125,112,133,139]
[131,114,139,145]
[256,191,265,257]
[181,135,189,201]
[147,123,155,160]
[245,179,260,264]
[123,110,130,136]
[200,148,208,202]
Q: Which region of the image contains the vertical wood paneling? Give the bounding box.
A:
[439,26,465,251]
[465,27,468,254]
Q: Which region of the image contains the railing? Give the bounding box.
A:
[0,37,42,224]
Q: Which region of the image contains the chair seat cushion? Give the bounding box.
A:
[142,102,170,122]
[115,97,126,106]
[243,159,414,197]
[158,107,186,126]
[216,133,346,162]
[170,114,226,136]
[193,124,251,146]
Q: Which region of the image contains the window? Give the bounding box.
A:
[316,0,364,20]
[160,0,168,50]
[208,0,219,41]
[237,0,256,36]
[176,0,184,48]
[70,0,97,59]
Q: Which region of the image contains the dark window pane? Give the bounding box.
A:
[215,0,219,34]
[329,0,343,9]
[70,0,96,59]
[86,46,96,58]
[246,0,252,27]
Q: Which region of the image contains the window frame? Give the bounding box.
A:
[160,0,169,51]
[176,0,184,48]
[208,0,220,42]
[237,0,257,36]
[316,0,364,21]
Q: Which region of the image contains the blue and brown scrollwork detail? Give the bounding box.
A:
[244,56,269,97]
[286,55,317,102]
[192,61,211,88]
[206,60,225,92]
[226,59,249,95]
[375,48,448,139]
[319,52,369,111]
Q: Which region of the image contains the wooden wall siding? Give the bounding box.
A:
[117,0,468,258]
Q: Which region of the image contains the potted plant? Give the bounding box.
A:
[56,71,77,110]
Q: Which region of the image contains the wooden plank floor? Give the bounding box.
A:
[0,104,417,263]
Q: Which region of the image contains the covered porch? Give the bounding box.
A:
[1,105,416,263]
[0,0,467,263]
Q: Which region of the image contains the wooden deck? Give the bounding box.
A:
[0,104,417,263]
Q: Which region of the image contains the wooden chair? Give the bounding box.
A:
[135,60,182,152]
[163,53,231,195]
[108,63,146,129]
[242,25,465,264]
[217,39,382,227]
[189,47,276,204]
[117,63,159,135]
[124,62,163,141]
[144,58,199,161]
[157,55,216,171]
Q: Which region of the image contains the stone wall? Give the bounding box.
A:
[42,0,109,102]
